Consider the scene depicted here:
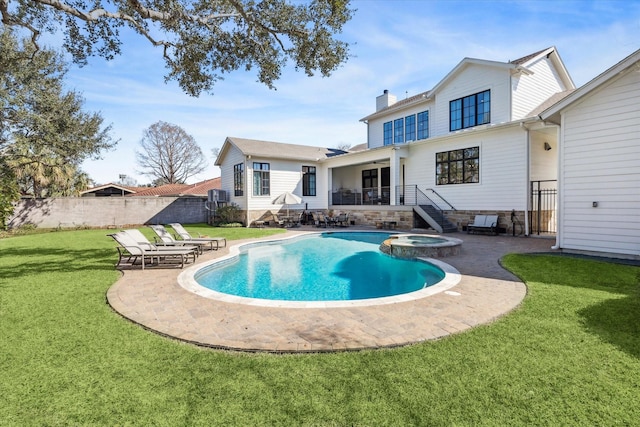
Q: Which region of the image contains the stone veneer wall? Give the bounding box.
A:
[248,207,530,234]
[247,206,416,229]
[445,210,528,235]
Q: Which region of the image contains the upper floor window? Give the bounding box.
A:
[393,118,404,144]
[233,163,244,196]
[252,162,270,196]
[417,111,429,140]
[450,90,490,131]
[382,110,429,145]
[405,115,415,141]
[436,147,479,185]
[383,121,393,146]
[302,166,316,196]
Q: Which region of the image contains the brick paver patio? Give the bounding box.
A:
[106,229,555,352]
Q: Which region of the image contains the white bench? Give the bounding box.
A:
[467,215,499,235]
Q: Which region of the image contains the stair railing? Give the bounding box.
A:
[416,188,457,231]
[423,188,456,211]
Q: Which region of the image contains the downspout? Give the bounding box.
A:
[522,122,530,236]
[245,155,251,228]
[550,117,563,250]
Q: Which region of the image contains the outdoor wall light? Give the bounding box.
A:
[593,201,598,208]
[544,142,552,151]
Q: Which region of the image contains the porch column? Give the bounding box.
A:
[390,147,400,206]
[327,167,333,208]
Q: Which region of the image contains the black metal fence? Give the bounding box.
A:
[530,180,557,234]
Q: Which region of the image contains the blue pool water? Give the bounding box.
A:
[195,232,445,302]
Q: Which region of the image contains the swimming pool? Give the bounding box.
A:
[179,231,462,308]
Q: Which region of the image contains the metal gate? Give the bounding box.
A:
[530,180,557,235]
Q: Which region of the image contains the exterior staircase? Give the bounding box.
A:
[414,204,458,233]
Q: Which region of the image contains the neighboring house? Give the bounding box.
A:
[80,178,221,197]
[128,178,221,197]
[215,46,639,259]
[80,183,140,197]
[540,49,640,259]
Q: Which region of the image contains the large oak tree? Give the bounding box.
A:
[0,0,354,96]
[0,30,116,199]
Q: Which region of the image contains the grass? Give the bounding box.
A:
[1,228,639,425]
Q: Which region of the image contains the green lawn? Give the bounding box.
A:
[1,228,639,425]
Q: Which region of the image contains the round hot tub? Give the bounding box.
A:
[380,234,463,258]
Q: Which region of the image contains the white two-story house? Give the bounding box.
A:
[216,45,640,259]
[216,47,574,235]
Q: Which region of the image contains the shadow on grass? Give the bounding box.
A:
[579,293,640,359]
[504,254,640,359]
[578,270,640,359]
[0,246,116,279]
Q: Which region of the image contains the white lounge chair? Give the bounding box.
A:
[167,223,226,249]
[122,229,199,256]
[149,224,213,253]
[108,231,197,270]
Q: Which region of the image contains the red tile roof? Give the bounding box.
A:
[128,177,221,197]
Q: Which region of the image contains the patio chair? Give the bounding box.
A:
[167,223,226,250]
[335,212,350,227]
[148,224,209,253]
[312,212,327,228]
[108,231,197,270]
[122,229,200,256]
[271,213,286,228]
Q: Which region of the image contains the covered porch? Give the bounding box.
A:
[327,145,407,207]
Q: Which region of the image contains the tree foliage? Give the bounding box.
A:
[0,157,19,229]
[136,121,208,184]
[0,30,116,197]
[0,0,354,96]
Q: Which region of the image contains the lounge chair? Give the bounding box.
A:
[167,223,226,249]
[108,231,197,270]
[149,224,213,252]
[122,229,199,256]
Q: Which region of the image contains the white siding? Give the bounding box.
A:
[529,130,558,182]
[246,158,327,212]
[219,144,247,209]
[559,68,640,256]
[402,125,529,211]
[512,56,567,119]
[367,100,433,149]
[432,64,511,136]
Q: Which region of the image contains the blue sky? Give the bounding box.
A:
[69,0,640,185]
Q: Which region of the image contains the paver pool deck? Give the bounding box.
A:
[107,229,555,352]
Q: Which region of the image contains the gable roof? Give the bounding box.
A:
[511,46,574,89]
[360,91,430,122]
[360,47,574,122]
[80,183,141,196]
[510,47,551,65]
[540,48,640,124]
[129,178,220,197]
[215,137,348,165]
[526,89,576,117]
